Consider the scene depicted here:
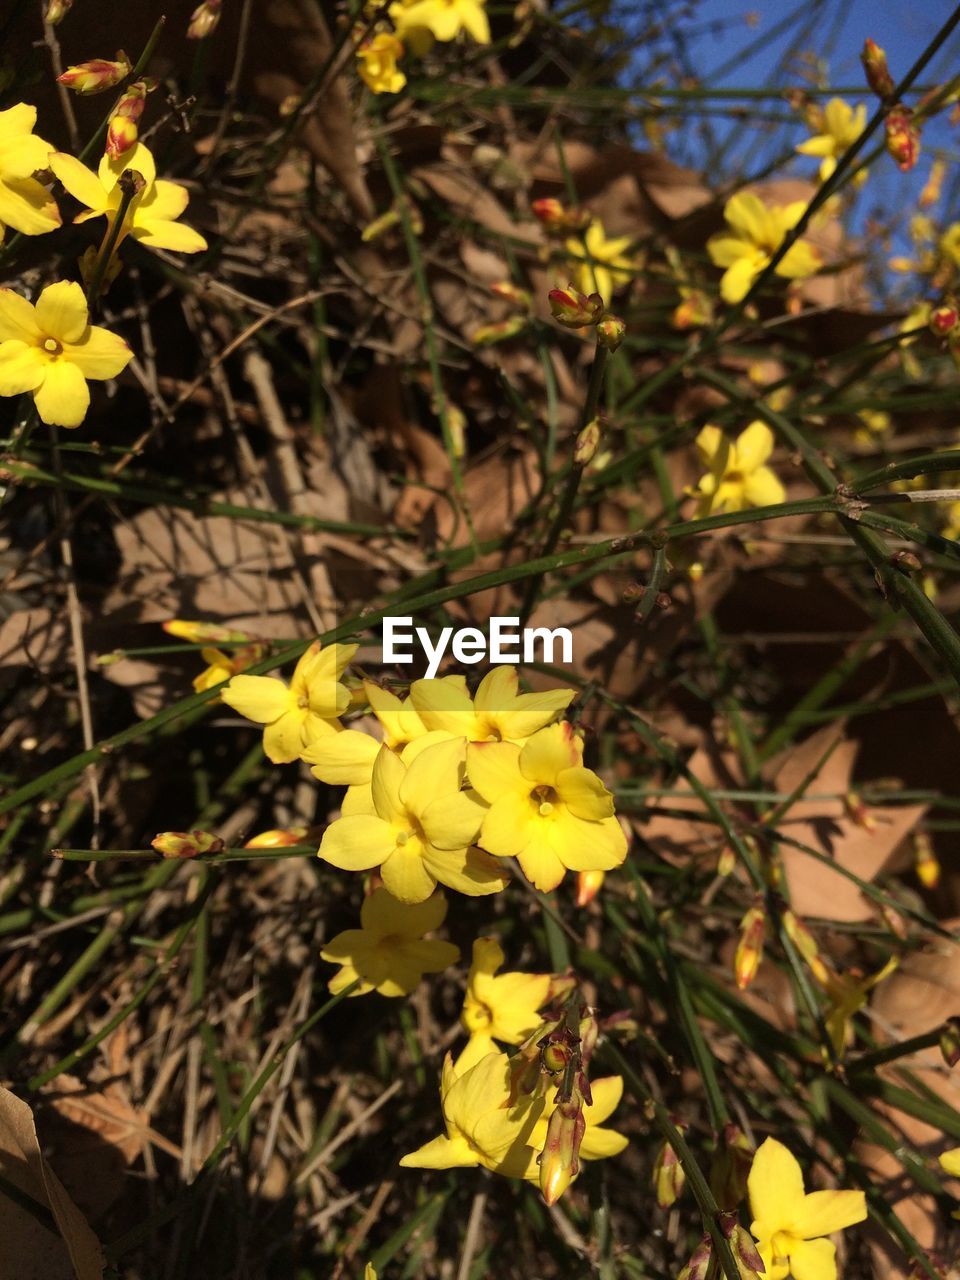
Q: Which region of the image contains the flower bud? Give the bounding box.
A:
[44,0,72,24]
[844,790,877,831]
[711,1124,755,1211]
[734,902,766,991]
[885,106,921,172]
[490,281,532,311]
[782,909,829,985]
[578,1013,599,1064]
[861,39,894,99]
[163,619,251,644]
[652,1125,687,1209]
[152,830,225,859]
[106,79,154,159]
[574,417,602,465]
[538,1092,585,1205]
[575,867,605,906]
[719,1213,765,1279]
[930,303,959,337]
[548,284,604,327]
[717,846,736,877]
[920,159,946,209]
[532,198,591,235]
[914,832,940,889]
[58,53,132,95]
[677,1236,713,1280]
[188,0,222,39]
[470,315,529,346]
[597,314,626,351]
[672,289,713,330]
[940,1016,960,1068]
[541,1041,572,1074]
[244,827,308,849]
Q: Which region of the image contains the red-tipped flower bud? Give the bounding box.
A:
[677,1236,713,1280]
[44,0,72,24]
[470,315,529,346]
[58,53,132,95]
[940,1016,960,1068]
[575,867,605,905]
[734,902,766,991]
[885,106,921,172]
[106,79,153,159]
[532,198,592,235]
[574,418,602,466]
[549,284,604,328]
[861,38,895,99]
[490,281,533,311]
[538,1092,585,1205]
[653,1129,687,1209]
[151,830,225,859]
[930,303,959,337]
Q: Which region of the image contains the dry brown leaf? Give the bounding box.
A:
[769,726,925,923]
[0,1085,104,1280]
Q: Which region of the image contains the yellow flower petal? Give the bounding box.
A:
[422,844,509,897]
[133,217,208,253]
[221,674,291,723]
[941,1147,960,1177]
[734,420,775,471]
[0,289,41,342]
[724,191,771,243]
[721,253,765,304]
[0,175,61,236]
[516,831,567,891]
[304,728,379,785]
[35,281,88,343]
[793,1189,867,1239]
[409,676,475,735]
[62,324,132,380]
[478,791,535,857]
[371,745,407,824]
[518,722,580,786]
[420,790,485,849]
[776,240,822,281]
[262,710,307,763]
[787,1236,837,1280]
[319,814,397,871]
[0,339,45,394]
[400,1133,478,1169]
[556,765,614,820]
[33,359,89,428]
[400,736,466,816]
[360,885,447,937]
[743,467,786,507]
[749,1137,807,1239]
[49,152,110,213]
[381,844,437,903]
[467,740,523,802]
[98,141,156,192]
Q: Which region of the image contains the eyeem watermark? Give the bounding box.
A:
[383,616,573,679]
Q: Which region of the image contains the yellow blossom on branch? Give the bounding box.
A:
[391,0,490,46]
[941,1148,960,1176]
[320,887,459,997]
[221,640,357,763]
[0,281,132,428]
[455,937,557,1071]
[795,97,867,182]
[399,1050,544,1176]
[689,421,785,516]
[748,1137,867,1280]
[565,220,636,306]
[707,191,821,304]
[0,104,61,239]
[317,737,508,902]
[357,32,407,94]
[49,142,207,255]
[467,721,627,891]
[410,667,574,744]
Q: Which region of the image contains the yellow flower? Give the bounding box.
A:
[220,640,357,763]
[707,191,822,304]
[795,98,867,183]
[0,104,61,239]
[357,32,407,94]
[318,737,508,903]
[399,1050,544,1176]
[565,220,636,306]
[0,282,132,428]
[455,937,553,1071]
[410,667,574,744]
[819,957,898,1058]
[690,421,785,516]
[467,721,627,892]
[192,643,264,694]
[941,1147,960,1176]
[364,1267,377,1280]
[320,887,459,997]
[49,142,207,254]
[391,0,490,46]
[529,1075,628,1174]
[748,1137,867,1280]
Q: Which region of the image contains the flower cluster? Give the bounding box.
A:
[0,78,207,427]
[355,0,491,96]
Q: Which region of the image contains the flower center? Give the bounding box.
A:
[42,337,62,356]
[533,784,559,817]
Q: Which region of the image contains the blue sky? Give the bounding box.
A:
[643,0,960,276]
